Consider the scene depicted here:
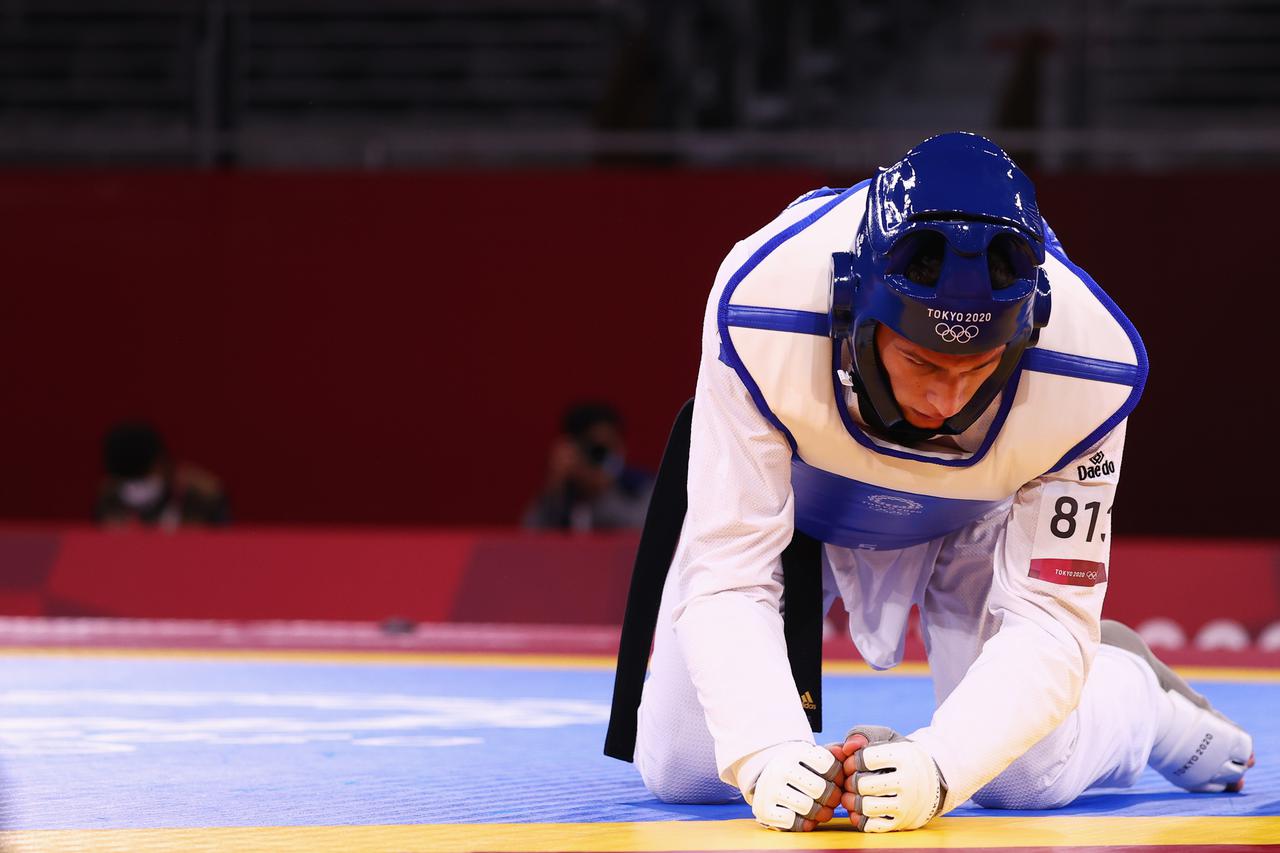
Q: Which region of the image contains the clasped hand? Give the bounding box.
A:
[748,726,945,833]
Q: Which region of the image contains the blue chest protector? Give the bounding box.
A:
[790,459,1008,550]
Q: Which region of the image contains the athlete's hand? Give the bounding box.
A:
[745,742,844,832]
[839,725,947,833]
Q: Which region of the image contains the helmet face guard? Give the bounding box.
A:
[832,133,1052,443]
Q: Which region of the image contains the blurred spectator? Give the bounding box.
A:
[524,402,654,531]
[95,422,230,529]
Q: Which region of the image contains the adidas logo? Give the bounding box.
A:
[799,690,817,711]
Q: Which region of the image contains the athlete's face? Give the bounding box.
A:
[875,325,1005,431]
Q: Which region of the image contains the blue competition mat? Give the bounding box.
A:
[0,653,1274,830]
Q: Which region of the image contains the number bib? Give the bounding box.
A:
[1029,480,1113,587]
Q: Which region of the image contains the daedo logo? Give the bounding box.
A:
[1077,450,1116,481]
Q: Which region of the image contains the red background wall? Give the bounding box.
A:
[1,170,1275,535]
[3,526,1276,643]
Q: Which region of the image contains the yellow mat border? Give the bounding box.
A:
[2,816,1279,852]
[1,645,1277,682]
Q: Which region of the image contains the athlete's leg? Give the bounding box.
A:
[634,552,738,803]
[637,535,839,799]
[634,544,841,803]
[1099,621,1253,793]
[919,508,1165,809]
[969,644,1165,808]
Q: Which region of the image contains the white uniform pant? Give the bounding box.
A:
[634,508,1164,808]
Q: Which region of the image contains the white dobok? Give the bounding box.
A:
[633,184,1163,818]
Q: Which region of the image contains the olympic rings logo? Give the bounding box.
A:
[935,323,980,344]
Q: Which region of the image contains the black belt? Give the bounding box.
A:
[604,398,824,763]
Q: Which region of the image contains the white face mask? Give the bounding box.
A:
[119,475,165,509]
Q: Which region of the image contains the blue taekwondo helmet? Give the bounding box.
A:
[830,132,1052,443]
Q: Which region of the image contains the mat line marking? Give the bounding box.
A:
[0,645,622,670]
[0,646,1276,682]
[2,816,1279,852]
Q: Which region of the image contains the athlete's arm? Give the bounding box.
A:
[668,243,817,797]
[905,421,1127,811]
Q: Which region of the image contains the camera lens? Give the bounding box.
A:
[583,441,610,466]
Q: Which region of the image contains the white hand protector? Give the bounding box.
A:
[744,742,840,832]
[847,725,947,833]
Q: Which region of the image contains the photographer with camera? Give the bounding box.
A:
[523,402,653,532]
